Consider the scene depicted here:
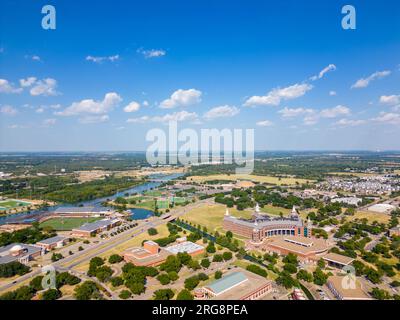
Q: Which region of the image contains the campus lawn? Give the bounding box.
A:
[232,260,278,280]
[39,217,102,231]
[260,205,291,216]
[347,210,390,224]
[144,190,163,197]
[187,174,313,186]
[181,203,252,233]
[129,200,156,211]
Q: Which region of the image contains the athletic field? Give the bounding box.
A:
[0,199,32,210]
[39,217,102,231]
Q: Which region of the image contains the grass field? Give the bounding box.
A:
[260,205,291,216]
[348,210,391,224]
[232,259,278,280]
[187,174,313,186]
[39,217,102,231]
[0,199,31,209]
[144,190,163,197]
[328,172,377,177]
[181,203,252,233]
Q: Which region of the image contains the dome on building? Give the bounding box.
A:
[10,244,23,252]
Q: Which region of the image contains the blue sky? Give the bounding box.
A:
[0,0,399,151]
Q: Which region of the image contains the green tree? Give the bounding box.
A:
[126,281,145,295]
[283,263,297,274]
[108,254,123,264]
[276,271,298,289]
[110,277,124,287]
[184,276,200,290]
[119,290,132,300]
[153,289,174,300]
[157,273,171,285]
[148,228,158,236]
[370,287,391,300]
[29,275,44,291]
[201,258,210,268]
[176,289,194,300]
[222,251,233,261]
[215,271,222,279]
[74,281,99,300]
[41,289,61,300]
[296,270,313,282]
[317,259,326,269]
[168,271,179,282]
[313,268,328,286]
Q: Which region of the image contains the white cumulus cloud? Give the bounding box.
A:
[127,110,199,124]
[372,112,400,125]
[0,79,23,94]
[160,89,202,109]
[0,105,18,116]
[86,55,120,63]
[256,120,273,127]
[56,92,122,116]
[79,115,110,124]
[124,101,140,113]
[203,105,239,120]
[278,107,315,118]
[334,118,367,127]
[244,83,313,107]
[138,48,166,58]
[351,70,391,89]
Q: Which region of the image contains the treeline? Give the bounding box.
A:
[0,223,56,247]
[45,176,143,203]
[215,186,321,211]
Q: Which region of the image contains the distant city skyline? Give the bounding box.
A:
[1,0,400,151]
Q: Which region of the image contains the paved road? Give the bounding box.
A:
[0,198,212,294]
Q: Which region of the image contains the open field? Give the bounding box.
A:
[232,259,278,280]
[348,210,391,224]
[181,203,252,233]
[260,205,291,216]
[327,172,378,177]
[39,217,102,231]
[187,174,313,186]
[0,199,32,209]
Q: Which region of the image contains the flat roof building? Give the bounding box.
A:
[165,241,205,256]
[198,270,272,300]
[124,240,205,267]
[367,203,396,214]
[71,218,121,237]
[323,252,354,269]
[36,236,69,251]
[327,275,372,300]
[252,235,329,263]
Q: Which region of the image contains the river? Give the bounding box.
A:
[0,173,183,225]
